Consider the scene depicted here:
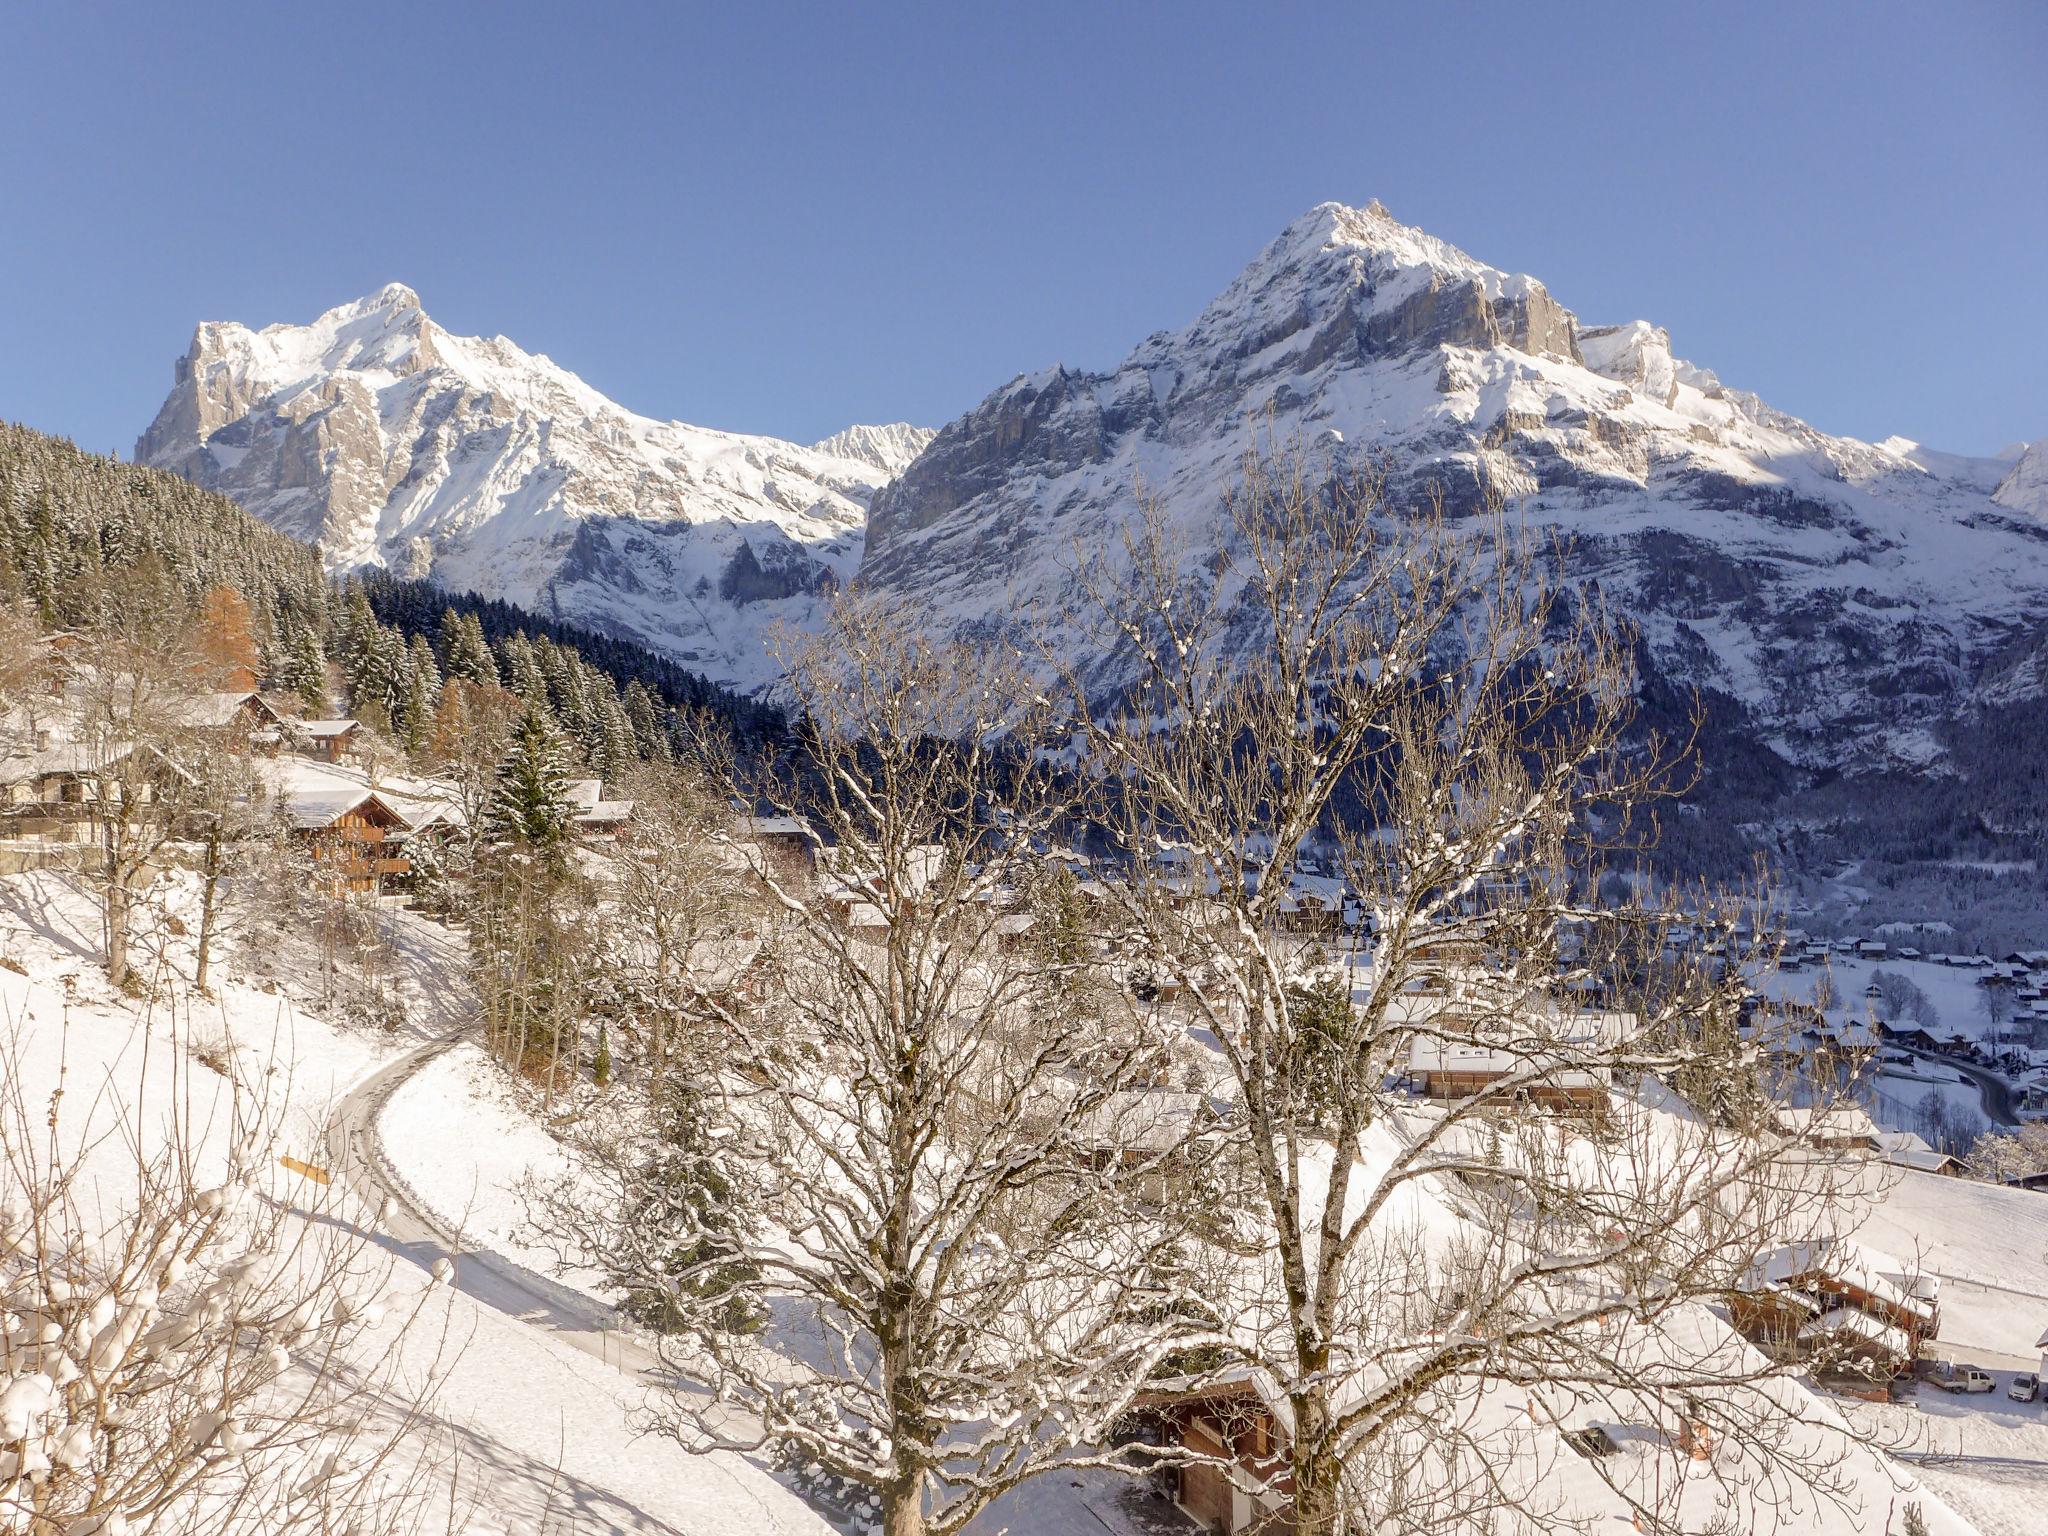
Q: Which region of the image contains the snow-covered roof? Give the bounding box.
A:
[174,690,277,728]
[259,756,461,833]
[298,718,359,738]
[1747,1236,1937,1323]
[281,783,395,830]
[1798,1305,1912,1362]
[1771,1101,1879,1144]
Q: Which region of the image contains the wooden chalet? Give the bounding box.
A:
[297,718,364,764]
[1403,989,1628,1116]
[287,785,412,895]
[1732,1238,1939,1385]
[179,689,289,748]
[1136,1377,1290,1534]
[566,777,633,838]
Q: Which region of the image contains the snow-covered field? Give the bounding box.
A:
[0,868,827,1536]
[15,860,2048,1534]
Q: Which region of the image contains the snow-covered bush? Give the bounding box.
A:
[0,1029,458,1534]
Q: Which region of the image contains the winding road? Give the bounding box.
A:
[323,1029,664,1379]
[1896,1042,2020,1129]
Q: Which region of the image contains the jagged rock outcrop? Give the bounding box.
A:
[862,200,2048,780]
[809,422,936,478]
[137,286,923,692]
[1994,440,2048,522]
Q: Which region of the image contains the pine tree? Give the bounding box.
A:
[610,1077,761,1337]
[438,609,498,686]
[499,631,548,709]
[622,679,671,760]
[485,705,577,858]
[397,634,442,758]
[284,619,329,709]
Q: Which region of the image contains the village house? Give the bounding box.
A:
[176,689,289,746]
[1873,1129,1968,1178]
[283,782,412,896]
[565,777,633,838]
[1770,1102,1882,1154]
[1397,968,1630,1115]
[295,718,364,764]
[1732,1237,1940,1389]
[1136,1374,1290,1534]
[737,813,819,883]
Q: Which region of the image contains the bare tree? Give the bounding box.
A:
[0,599,49,741]
[422,678,522,894]
[65,606,211,996]
[594,748,755,1077]
[531,596,1212,1536]
[183,732,275,999]
[0,1019,460,1534]
[1066,447,1870,1535]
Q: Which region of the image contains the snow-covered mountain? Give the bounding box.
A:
[810,422,936,477]
[136,283,928,692]
[864,200,2048,777]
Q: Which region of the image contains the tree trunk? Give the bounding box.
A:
[104,835,131,994]
[882,1480,928,1536]
[194,829,221,995]
[1290,1393,1343,1536]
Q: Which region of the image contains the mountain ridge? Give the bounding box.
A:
[863,200,2048,768]
[136,285,928,692]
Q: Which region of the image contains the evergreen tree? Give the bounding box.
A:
[608,1077,762,1337]
[438,609,498,686]
[282,618,329,709]
[622,679,671,760]
[499,631,549,709]
[485,705,577,858]
[397,633,442,758]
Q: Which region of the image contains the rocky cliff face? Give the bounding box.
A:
[864,200,2048,781]
[136,285,924,692]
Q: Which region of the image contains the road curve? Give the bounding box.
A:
[1896,1042,2019,1130]
[324,1031,663,1380]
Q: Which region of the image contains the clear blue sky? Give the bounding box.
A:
[3,1,2041,459]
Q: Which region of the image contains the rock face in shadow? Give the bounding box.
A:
[862,199,2048,781]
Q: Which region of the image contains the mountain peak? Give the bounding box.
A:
[811,422,936,477]
[357,280,421,312]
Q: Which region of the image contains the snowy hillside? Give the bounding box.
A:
[136,284,925,693]
[865,200,2048,775]
[0,866,830,1535]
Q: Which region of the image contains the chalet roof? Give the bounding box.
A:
[1747,1236,1937,1322]
[261,757,459,833]
[298,718,360,738]
[176,691,284,729]
[0,740,119,784]
[1872,1131,1965,1175]
[1770,1102,1879,1144]
[1798,1306,1911,1363]
[283,784,405,830]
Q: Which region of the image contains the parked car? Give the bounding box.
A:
[1952,1368,1997,1394]
[2010,1373,2039,1403]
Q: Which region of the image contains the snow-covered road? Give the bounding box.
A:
[325,1029,665,1379]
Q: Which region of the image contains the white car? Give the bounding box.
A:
[2010,1373,2039,1403]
